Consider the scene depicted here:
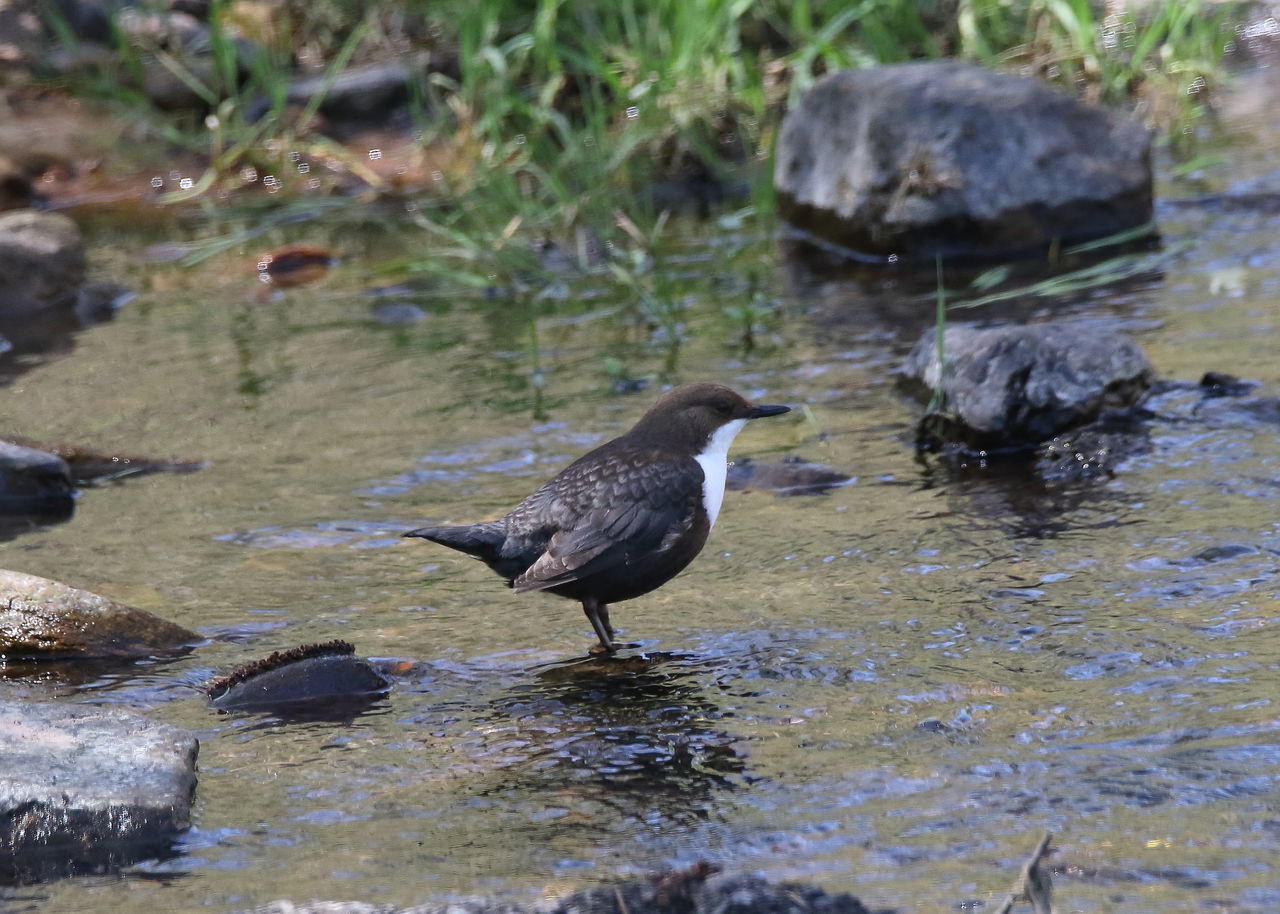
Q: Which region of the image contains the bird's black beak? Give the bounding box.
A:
[749,403,791,419]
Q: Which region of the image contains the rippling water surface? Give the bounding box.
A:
[7,80,1280,914]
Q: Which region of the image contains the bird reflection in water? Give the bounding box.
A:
[471,651,748,831]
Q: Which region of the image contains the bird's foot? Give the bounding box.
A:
[587,640,641,655]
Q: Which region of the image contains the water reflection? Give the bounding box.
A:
[0,506,74,545]
[781,241,1167,346]
[918,456,1140,540]
[472,652,747,830]
[0,652,195,691]
[0,834,185,888]
[0,282,129,387]
[212,695,393,733]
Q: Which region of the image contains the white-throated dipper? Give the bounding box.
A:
[404,383,791,653]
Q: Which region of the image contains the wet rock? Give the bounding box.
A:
[0,569,197,659]
[206,640,391,712]
[775,61,1153,261]
[0,441,72,518]
[900,322,1155,452]
[237,872,873,914]
[726,456,853,495]
[269,52,439,124]
[0,698,197,884]
[0,210,86,316]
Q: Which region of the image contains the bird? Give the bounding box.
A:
[403,383,791,653]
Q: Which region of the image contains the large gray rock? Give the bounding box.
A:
[0,699,198,883]
[0,210,86,316]
[0,441,72,518]
[900,322,1154,451]
[775,61,1153,260]
[0,569,197,658]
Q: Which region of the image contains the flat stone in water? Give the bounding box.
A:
[726,455,853,495]
[207,641,391,711]
[0,698,198,884]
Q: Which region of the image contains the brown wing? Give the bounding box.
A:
[510,446,703,594]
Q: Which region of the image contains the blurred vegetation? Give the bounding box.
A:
[52,0,1245,198]
[43,0,1248,358]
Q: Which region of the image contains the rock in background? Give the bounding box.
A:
[775,61,1153,261]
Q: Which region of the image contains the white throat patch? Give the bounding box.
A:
[694,418,748,529]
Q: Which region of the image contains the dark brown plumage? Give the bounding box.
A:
[404,383,791,652]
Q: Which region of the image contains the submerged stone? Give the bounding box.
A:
[206,640,391,711]
[900,322,1155,453]
[727,456,853,495]
[0,698,198,884]
[775,61,1152,261]
[0,569,197,659]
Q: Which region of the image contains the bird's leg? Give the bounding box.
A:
[597,603,641,650]
[583,598,616,654]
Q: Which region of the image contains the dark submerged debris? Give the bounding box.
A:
[206,640,391,710]
[650,861,721,914]
[255,244,335,288]
[1198,370,1258,398]
[5,436,205,485]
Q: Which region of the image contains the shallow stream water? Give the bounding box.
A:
[5,76,1280,914]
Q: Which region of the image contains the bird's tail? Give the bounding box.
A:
[403,522,505,563]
